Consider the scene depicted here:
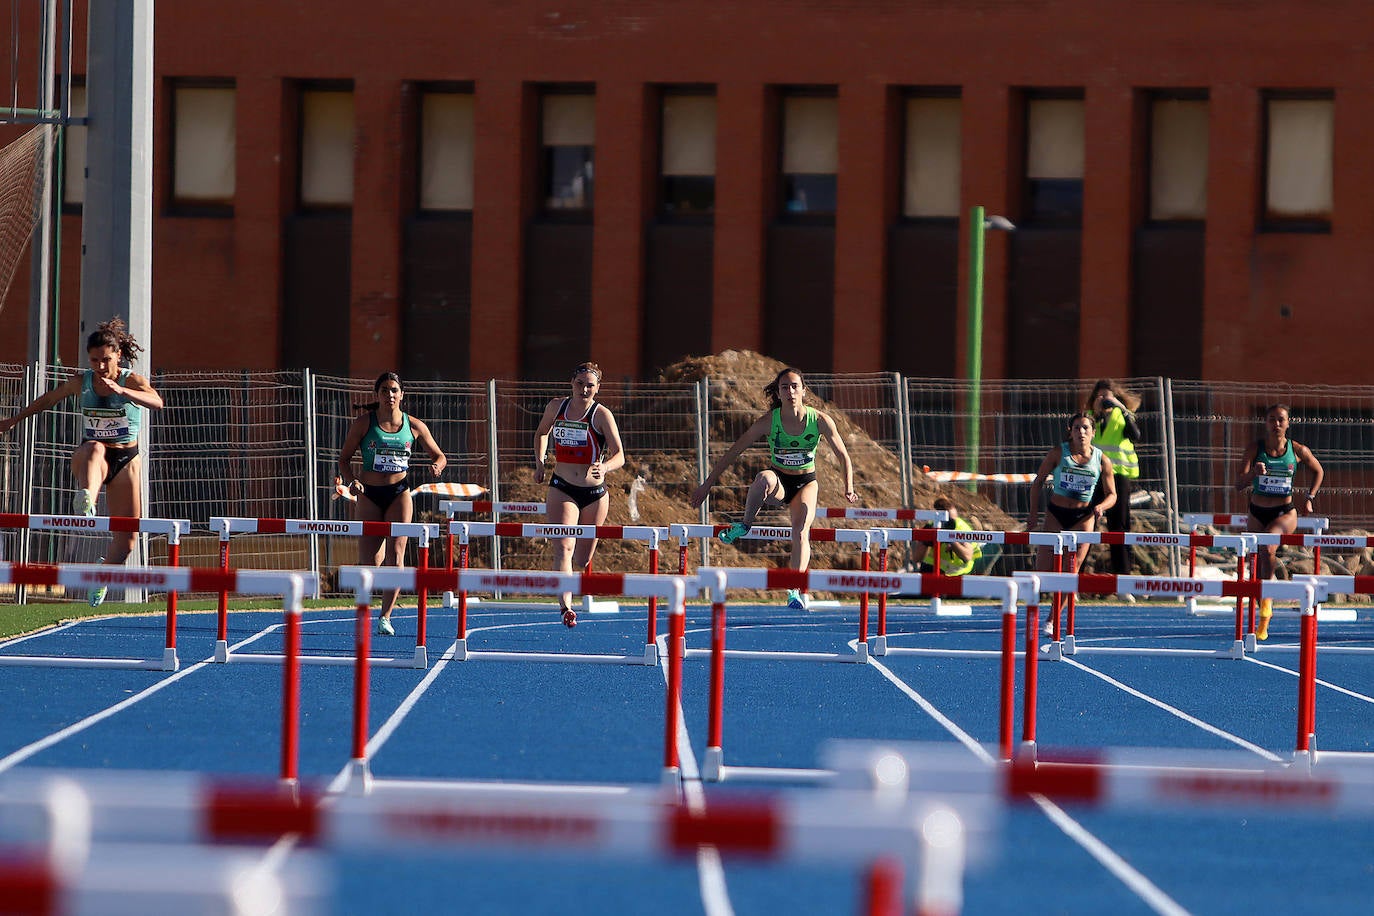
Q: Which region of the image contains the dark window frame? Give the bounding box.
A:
[656,84,716,224]
[537,84,596,224]
[414,80,476,219]
[1143,89,1209,227]
[294,79,356,214]
[776,85,839,224]
[166,76,237,218]
[1021,88,1085,228]
[1259,88,1334,235]
[897,86,962,226]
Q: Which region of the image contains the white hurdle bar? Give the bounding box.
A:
[1013,572,1321,764]
[693,567,1020,781]
[825,741,1374,816]
[448,521,670,657]
[338,568,687,792]
[0,769,983,916]
[211,517,439,668]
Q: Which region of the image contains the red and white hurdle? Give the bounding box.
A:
[825,741,1374,815]
[1182,513,1329,629]
[1012,572,1321,764]
[0,514,189,670]
[0,768,980,916]
[0,563,310,783]
[448,521,669,663]
[338,567,688,792]
[210,517,440,668]
[693,567,1020,783]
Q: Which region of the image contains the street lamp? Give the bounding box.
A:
[965,206,1015,483]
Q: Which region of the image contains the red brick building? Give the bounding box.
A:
[3,1,1372,383]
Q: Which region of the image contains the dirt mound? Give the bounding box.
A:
[489,350,1018,577]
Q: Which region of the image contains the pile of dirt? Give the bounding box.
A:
[492,350,1018,576]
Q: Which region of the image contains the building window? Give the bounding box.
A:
[780,92,837,217]
[540,91,595,213]
[171,82,235,213]
[299,87,354,209]
[902,93,961,219]
[1263,92,1333,230]
[419,90,474,212]
[1025,95,1084,225]
[62,81,86,210]
[1148,94,1208,222]
[659,90,715,216]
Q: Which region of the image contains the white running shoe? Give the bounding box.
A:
[73,489,95,517]
[375,616,395,637]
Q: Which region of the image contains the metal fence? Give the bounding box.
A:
[3,362,1372,598]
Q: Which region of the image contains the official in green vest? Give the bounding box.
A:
[910,497,982,577]
[1086,379,1141,579]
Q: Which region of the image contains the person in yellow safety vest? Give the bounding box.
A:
[910,497,982,577]
[1086,379,1142,587]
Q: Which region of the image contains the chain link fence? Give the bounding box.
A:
[3,362,1371,599]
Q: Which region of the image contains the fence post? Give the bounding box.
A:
[1160,376,1181,577]
[487,378,503,591]
[15,363,36,604]
[894,372,911,508]
[697,376,710,568]
[303,369,321,597]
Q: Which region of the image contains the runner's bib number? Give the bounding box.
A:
[1058,469,1096,499]
[371,447,410,473]
[774,450,812,469]
[83,408,130,442]
[1254,474,1292,496]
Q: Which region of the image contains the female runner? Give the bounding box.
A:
[1028,412,1117,573]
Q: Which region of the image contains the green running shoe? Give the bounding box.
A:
[88,585,107,608]
[375,615,395,637]
[717,522,750,545]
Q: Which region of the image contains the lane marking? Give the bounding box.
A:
[1244,656,1374,705]
[0,625,282,773]
[1061,657,1283,762]
[869,656,1190,915]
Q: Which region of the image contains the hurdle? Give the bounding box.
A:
[439,498,546,608]
[0,768,982,916]
[1012,572,1320,763]
[693,567,1020,781]
[0,513,190,669]
[0,563,310,781]
[448,520,668,661]
[210,517,439,668]
[338,568,687,792]
[1056,530,1257,650]
[825,741,1374,816]
[816,507,947,621]
[1182,513,1328,621]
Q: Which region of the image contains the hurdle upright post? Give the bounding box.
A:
[347,569,375,795]
[280,576,304,786]
[1019,585,1040,762]
[703,570,727,781]
[215,521,231,661]
[857,530,871,644]
[662,578,686,793]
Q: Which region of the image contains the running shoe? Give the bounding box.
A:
[562,607,578,628]
[717,523,750,545]
[375,615,395,637]
[73,489,95,518]
[88,585,106,608]
[786,588,807,610]
[1256,599,1273,641]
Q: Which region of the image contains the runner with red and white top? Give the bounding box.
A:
[534,361,626,627]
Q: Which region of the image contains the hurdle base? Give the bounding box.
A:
[583,596,620,614]
[1228,639,1245,659]
[442,590,481,610]
[161,648,179,672]
[853,641,869,664]
[214,640,229,664]
[1062,634,1077,654]
[1042,640,1063,661]
[1244,632,1258,653]
[411,645,428,669]
[345,758,373,796]
[703,747,724,782]
[1014,740,1038,763]
[661,766,682,799]
[453,638,468,660]
[639,642,659,666]
[870,635,888,656]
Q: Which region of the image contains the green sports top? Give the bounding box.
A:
[769,407,820,473]
[80,368,140,445]
[360,411,414,474]
[1251,438,1297,498]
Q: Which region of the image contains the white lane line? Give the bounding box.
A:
[869,656,1189,915]
[1245,655,1374,705]
[659,631,735,916]
[1061,658,1284,762]
[0,624,282,774]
